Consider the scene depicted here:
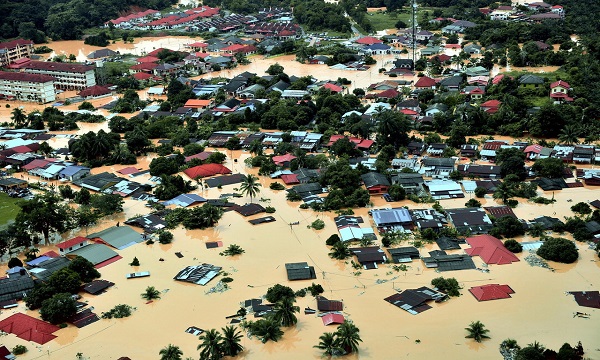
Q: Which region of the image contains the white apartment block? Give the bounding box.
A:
[23,61,96,90]
[0,39,34,67]
[0,71,56,104]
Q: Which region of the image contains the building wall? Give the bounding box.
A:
[0,78,55,103]
[23,69,96,90]
[0,43,34,67]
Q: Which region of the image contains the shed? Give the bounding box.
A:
[322,313,345,326]
[232,203,265,216]
[285,262,316,281]
[173,264,222,285]
[317,296,343,312]
[82,279,115,295]
[163,193,207,207]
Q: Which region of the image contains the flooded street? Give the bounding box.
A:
[0,35,598,360]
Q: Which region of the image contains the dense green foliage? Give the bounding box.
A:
[265,284,295,303]
[537,238,578,263]
[504,239,523,253]
[431,277,461,297]
[465,321,490,343]
[101,304,133,319]
[0,0,177,41]
[40,293,77,324]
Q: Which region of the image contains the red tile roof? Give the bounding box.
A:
[465,234,520,265]
[22,159,53,171]
[56,236,88,250]
[272,153,297,166]
[322,313,345,326]
[184,151,213,162]
[377,88,400,98]
[183,163,231,179]
[323,83,343,93]
[0,70,55,83]
[0,39,33,50]
[117,167,138,175]
[137,55,160,63]
[0,313,60,344]
[130,62,159,71]
[469,284,515,301]
[281,174,299,185]
[550,80,570,89]
[355,36,383,45]
[189,42,208,48]
[133,72,153,80]
[24,60,94,73]
[414,76,436,88]
[78,85,111,98]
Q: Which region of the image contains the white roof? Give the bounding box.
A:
[426,180,462,192]
[462,180,477,193]
[339,226,375,242]
[147,87,165,95]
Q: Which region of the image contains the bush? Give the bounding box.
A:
[8,257,23,268]
[310,219,325,230]
[158,230,174,244]
[295,288,307,297]
[130,257,140,266]
[12,345,27,355]
[101,304,133,319]
[40,293,77,324]
[270,182,285,190]
[307,283,324,296]
[221,277,234,283]
[504,239,523,253]
[388,184,406,201]
[474,186,487,198]
[326,234,341,246]
[465,198,481,208]
[219,244,245,256]
[490,216,525,238]
[431,277,461,297]
[537,238,578,263]
[265,206,276,213]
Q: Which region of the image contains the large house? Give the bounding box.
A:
[22,61,96,90]
[0,71,56,103]
[0,39,34,67]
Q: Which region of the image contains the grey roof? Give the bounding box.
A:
[361,172,390,188]
[87,48,117,59]
[372,208,412,226]
[124,214,167,233]
[388,247,420,262]
[529,216,564,230]
[285,262,316,281]
[88,226,142,250]
[163,193,206,207]
[0,274,35,302]
[519,74,544,85]
[74,172,120,191]
[439,76,463,88]
[174,264,222,285]
[30,257,71,281]
[447,208,493,234]
[69,244,119,266]
[421,252,476,271]
[59,165,89,177]
[422,158,455,167]
[290,182,322,195]
[435,236,463,250]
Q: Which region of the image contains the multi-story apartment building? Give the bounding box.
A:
[22,61,96,90]
[0,39,35,67]
[0,71,56,103]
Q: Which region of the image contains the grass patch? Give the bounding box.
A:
[0,193,21,228]
[365,12,411,32]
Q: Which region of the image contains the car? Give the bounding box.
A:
[383,193,393,202]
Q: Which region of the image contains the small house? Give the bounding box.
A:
[350,247,387,269]
[361,172,390,194]
[56,237,89,255]
[285,262,316,281]
[447,207,493,234]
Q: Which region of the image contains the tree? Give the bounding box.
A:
[68,256,100,282]
[490,216,525,238]
[504,239,523,253]
[125,126,151,154]
[314,332,343,357]
[431,277,461,297]
[465,198,481,208]
[11,108,27,128]
[474,186,487,198]
[493,181,515,204]
[330,137,361,158]
[75,188,91,205]
[48,268,81,294]
[516,344,546,360]
[326,234,341,246]
[329,241,352,260]
[158,230,174,244]
[266,63,284,75]
[335,321,362,354]
[375,110,411,150]
[465,321,490,343]
[141,286,161,300]
[537,238,578,263]
[387,184,406,201]
[265,284,295,303]
[220,325,244,357]
[571,202,592,216]
[90,194,124,215]
[40,293,77,324]
[130,257,140,266]
[15,193,75,245]
[272,297,299,327]
[159,344,183,360]
[197,329,223,360]
[558,124,580,145]
[532,158,565,178]
[8,257,22,268]
[239,174,261,203]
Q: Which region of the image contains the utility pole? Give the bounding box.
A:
[412,0,418,66]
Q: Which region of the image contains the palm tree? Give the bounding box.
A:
[272,297,299,327]
[465,321,490,343]
[251,318,284,343]
[220,325,244,357]
[141,286,161,300]
[335,321,362,354]
[493,181,514,204]
[197,329,223,360]
[558,124,580,145]
[200,204,224,228]
[239,174,261,203]
[314,332,343,357]
[248,139,263,156]
[329,241,352,260]
[159,344,183,360]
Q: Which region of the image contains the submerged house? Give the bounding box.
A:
[350,247,387,269]
[285,262,316,281]
[384,286,447,315]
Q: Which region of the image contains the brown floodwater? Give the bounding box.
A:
[1,37,599,360]
[2,148,600,360]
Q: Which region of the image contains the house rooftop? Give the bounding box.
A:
[285,262,317,281]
